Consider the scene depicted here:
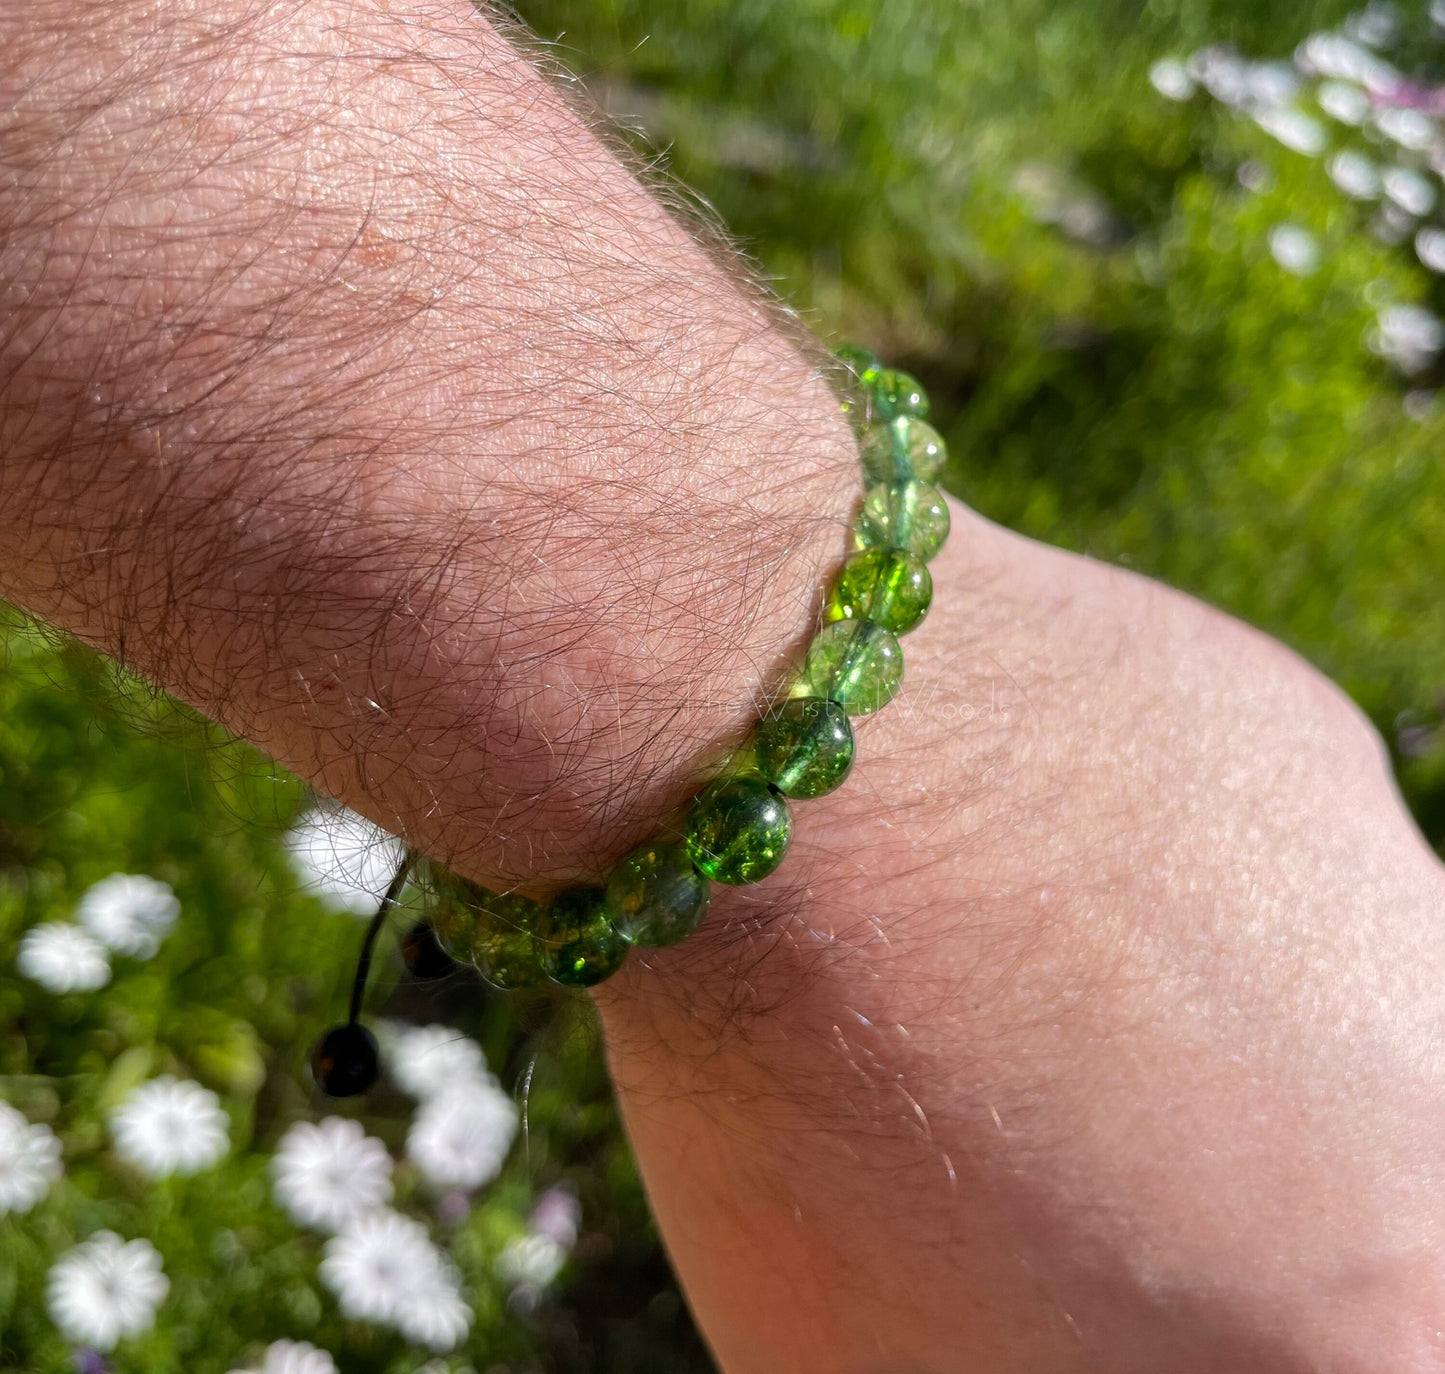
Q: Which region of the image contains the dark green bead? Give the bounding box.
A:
[868,368,929,420]
[855,480,950,562]
[827,548,932,636]
[860,417,947,485]
[606,841,710,947]
[685,776,792,885]
[805,619,903,716]
[539,885,629,987]
[754,698,854,799]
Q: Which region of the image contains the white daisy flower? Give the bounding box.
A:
[1296,32,1397,94]
[1328,149,1382,199]
[46,1232,168,1351]
[1376,105,1437,154]
[77,874,180,959]
[1372,200,1418,245]
[284,805,405,917]
[0,1101,62,1214]
[17,922,110,993]
[227,1339,339,1374]
[1417,226,1445,273]
[1245,61,1298,111]
[496,1233,567,1289]
[271,1117,393,1233]
[1372,303,1445,372]
[1252,106,1326,157]
[1383,166,1437,218]
[1148,58,1195,102]
[396,1278,472,1352]
[1345,2,1399,51]
[1268,224,1321,276]
[320,1209,471,1352]
[110,1077,229,1179]
[380,1022,495,1102]
[1317,79,1370,126]
[1188,46,1249,107]
[406,1081,518,1192]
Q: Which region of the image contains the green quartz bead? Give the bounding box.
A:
[868,368,929,420]
[804,619,903,716]
[473,925,548,990]
[754,698,854,799]
[835,344,881,432]
[429,875,489,961]
[860,417,947,485]
[833,342,881,383]
[685,776,793,885]
[606,841,710,948]
[430,878,547,988]
[539,885,630,987]
[855,480,951,562]
[431,877,535,946]
[827,548,932,636]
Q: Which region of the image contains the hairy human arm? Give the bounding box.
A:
[4,3,1445,1372]
[0,0,856,884]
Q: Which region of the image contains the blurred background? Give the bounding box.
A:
[5,0,1445,1369]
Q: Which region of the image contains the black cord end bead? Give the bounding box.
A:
[400,920,459,981]
[311,1022,380,1097]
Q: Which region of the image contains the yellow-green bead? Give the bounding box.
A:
[860,417,947,485]
[685,776,792,885]
[429,875,489,961]
[827,548,932,636]
[431,876,530,945]
[755,698,854,799]
[473,925,548,990]
[805,619,903,716]
[606,841,710,948]
[855,480,950,562]
[539,885,629,987]
[430,879,547,988]
[869,368,929,420]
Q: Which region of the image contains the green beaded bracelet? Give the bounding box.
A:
[420,345,949,991]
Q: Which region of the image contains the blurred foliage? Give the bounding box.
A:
[7,0,1445,1369]
[0,616,709,1373]
[511,0,1445,830]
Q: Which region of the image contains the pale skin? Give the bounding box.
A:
[2,2,1443,1370]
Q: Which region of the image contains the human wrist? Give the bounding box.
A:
[0,0,859,884]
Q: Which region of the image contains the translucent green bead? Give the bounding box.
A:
[430,879,547,989]
[754,698,854,799]
[833,342,881,384]
[855,480,950,562]
[429,874,490,961]
[827,548,932,636]
[804,619,903,716]
[868,368,929,420]
[539,885,629,987]
[685,776,793,885]
[835,344,881,431]
[860,417,947,485]
[606,841,710,948]
[473,924,548,990]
